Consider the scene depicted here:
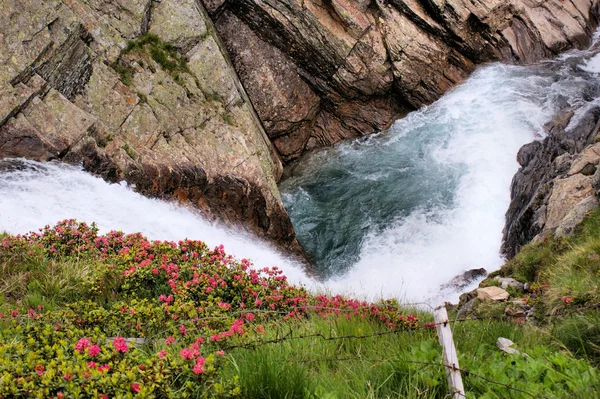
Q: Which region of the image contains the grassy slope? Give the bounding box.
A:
[0,218,599,398]
[489,207,600,363]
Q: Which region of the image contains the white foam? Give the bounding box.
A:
[581,53,600,73]
[2,46,600,306]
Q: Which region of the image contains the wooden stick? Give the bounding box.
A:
[434,306,466,398]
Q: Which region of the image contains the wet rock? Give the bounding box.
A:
[441,268,487,291]
[477,286,510,302]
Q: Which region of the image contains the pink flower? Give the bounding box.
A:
[562,296,574,304]
[245,313,255,321]
[192,357,206,375]
[165,336,176,345]
[34,364,44,376]
[112,337,129,353]
[255,299,262,306]
[218,302,231,310]
[216,350,225,357]
[75,338,90,353]
[256,325,265,334]
[179,325,187,335]
[88,345,101,357]
[98,364,111,373]
[87,361,97,368]
[131,383,141,393]
[157,350,167,359]
[179,348,194,360]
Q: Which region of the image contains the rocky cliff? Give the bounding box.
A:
[202,0,600,162]
[503,100,600,258]
[0,0,299,250]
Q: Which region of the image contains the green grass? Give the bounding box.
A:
[218,314,600,399]
[0,244,91,309]
[220,316,447,399]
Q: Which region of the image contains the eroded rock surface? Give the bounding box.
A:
[0,0,297,250]
[203,0,600,161]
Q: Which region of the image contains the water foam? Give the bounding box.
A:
[3,47,600,305]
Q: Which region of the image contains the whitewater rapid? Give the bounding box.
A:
[3,43,600,304]
[280,43,600,303]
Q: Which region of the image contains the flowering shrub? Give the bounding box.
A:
[0,221,422,397]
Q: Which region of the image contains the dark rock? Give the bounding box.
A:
[503,105,600,258]
[440,268,487,291]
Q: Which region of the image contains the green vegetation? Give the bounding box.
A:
[122,143,136,160]
[111,33,191,87]
[1,217,600,398]
[222,113,234,126]
[489,207,600,363]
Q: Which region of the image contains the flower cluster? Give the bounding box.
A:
[0,220,427,397]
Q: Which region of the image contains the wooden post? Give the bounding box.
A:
[434,306,465,399]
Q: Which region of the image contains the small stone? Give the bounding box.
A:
[496,277,525,291]
[497,337,520,354]
[505,306,526,318]
[477,286,510,302]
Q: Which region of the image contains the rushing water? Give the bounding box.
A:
[280,43,600,303]
[2,44,600,305]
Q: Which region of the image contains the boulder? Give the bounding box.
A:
[477,287,510,302]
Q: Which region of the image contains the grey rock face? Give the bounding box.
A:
[503,103,600,258]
